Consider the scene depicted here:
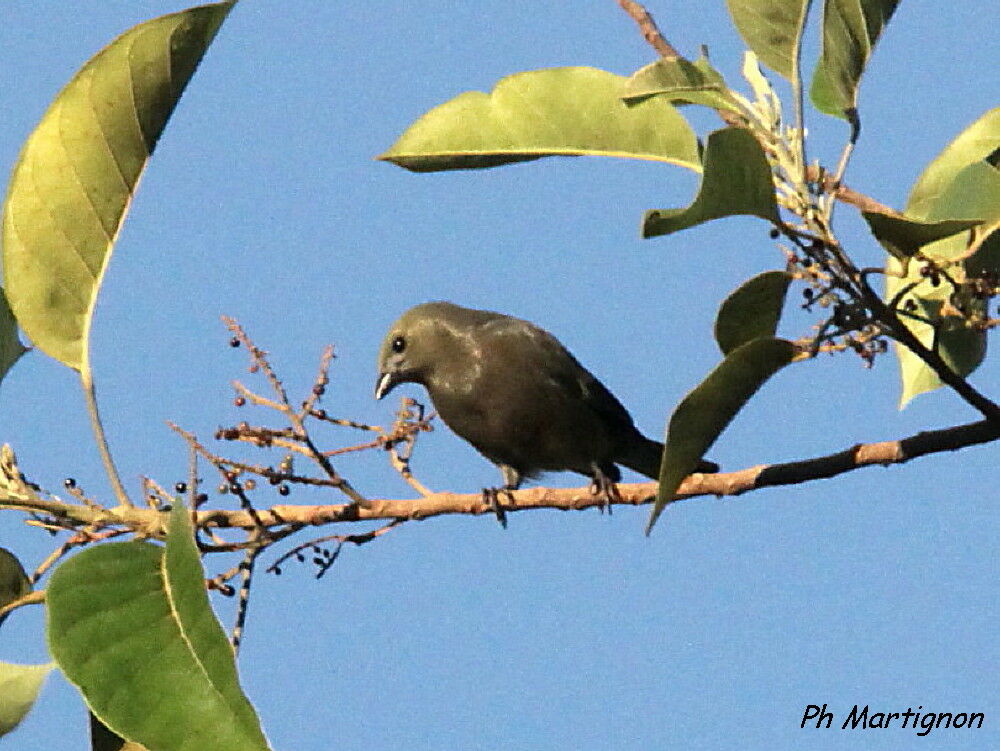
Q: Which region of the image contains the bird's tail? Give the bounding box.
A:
[617,435,719,480]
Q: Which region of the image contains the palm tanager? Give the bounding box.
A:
[375,302,717,523]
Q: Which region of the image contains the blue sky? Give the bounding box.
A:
[0,2,996,750]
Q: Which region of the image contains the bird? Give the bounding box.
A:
[375,302,717,525]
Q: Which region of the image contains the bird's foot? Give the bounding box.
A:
[589,472,621,515]
[482,486,514,529]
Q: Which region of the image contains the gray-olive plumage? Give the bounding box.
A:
[375,302,716,498]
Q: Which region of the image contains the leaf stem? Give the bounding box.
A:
[823,109,861,223]
[80,370,131,507]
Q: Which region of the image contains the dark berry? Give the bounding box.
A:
[63,478,76,489]
[174,482,187,494]
[234,396,246,407]
[278,484,290,496]
[230,336,241,348]
[196,493,209,504]
[768,228,780,239]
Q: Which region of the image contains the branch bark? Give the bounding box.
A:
[4,419,995,534]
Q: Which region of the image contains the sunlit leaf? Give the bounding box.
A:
[623,53,740,113]
[714,271,792,355]
[886,158,1000,406]
[726,0,812,80]
[642,127,779,238]
[907,108,1000,220]
[379,67,701,173]
[47,505,270,751]
[647,338,796,534]
[810,0,901,118]
[2,2,235,371]
[0,662,53,738]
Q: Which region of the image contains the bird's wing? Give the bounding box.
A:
[478,317,638,433]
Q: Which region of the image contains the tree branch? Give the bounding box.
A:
[616,0,680,58]
[5,419,994,534]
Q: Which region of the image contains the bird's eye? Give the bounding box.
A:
[391,335,406,354]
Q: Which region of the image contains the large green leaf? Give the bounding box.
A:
[714,271,792,355]
[726,0,812,81]
[0,547,31,629]
[647,338,796,534]
[0,662,53,738]
[2,2,235,371]
[622,53,740,113]
[378,67,701,173]
[0,290,26,388]
[642,127,779,238]
[886,160,1000,406]
[47,505,270,751]
[810,0,901,118]
[907,108,1000,220]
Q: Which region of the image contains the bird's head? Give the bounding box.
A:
[375,302,470,400]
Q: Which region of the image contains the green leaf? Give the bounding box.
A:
[622,53,740,113]
[47,505,270,751]
[642,127,779,238]
[885,160,1000,406]
[810,0,901,118]
[907,108,1000,220]
[378,67,701,173]
[886,112,1000,404]
[2,2,235,371]
[862,213,983,260]
[714,271,792,355]
[0,662,53,738]
[888,290,987,409]
[726,0,812,80]
[0,289,26,389]
[966,228,1000,278]
[0,547,31,629]
[647,338,796,534]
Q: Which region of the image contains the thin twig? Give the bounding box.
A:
[616,0,680,58]
[0,590,46,621]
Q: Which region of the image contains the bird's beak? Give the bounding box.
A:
[374,370,398,401]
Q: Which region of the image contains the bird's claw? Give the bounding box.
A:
[482,487,513,529]
[589,473,621,515]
